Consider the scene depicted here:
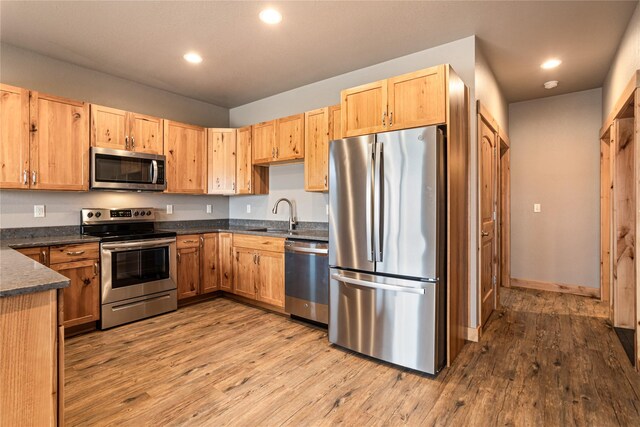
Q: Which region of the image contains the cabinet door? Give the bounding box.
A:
[233,247,257,299]
[252,120,276,164]
[341,80,387,137]
[200,234,219,294]
[276,113,304,161]
[164,120,206,194]
[218,233,234,292]
[207,128,236,194]
[304,108,329,192]
[30,92,89,191]
[387,65,446,130]
[177,247,200,299]
[90,104,128,150]
[130,113,163,154]
[0,84,30,189]
[236,126,253,194]
[329,104,342,140]
[16,246,49,265]
[256,250,284,308]
[52,259,100,327]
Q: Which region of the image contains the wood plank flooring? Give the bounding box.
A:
[65,288,640,426]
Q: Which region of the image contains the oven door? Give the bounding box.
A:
[91,147,166,191]
[101,238,176,304]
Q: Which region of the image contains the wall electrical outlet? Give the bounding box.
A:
[34,205,45,218]
[246,204,251,214]
[534,203,541,213]
[166,205,174,215]
[206,204,212,214]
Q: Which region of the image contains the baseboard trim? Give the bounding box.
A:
[510,278,600,298]
[464,326,482,342]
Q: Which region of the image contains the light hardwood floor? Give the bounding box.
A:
[65,288,640,426]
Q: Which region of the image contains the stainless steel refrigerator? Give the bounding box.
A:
[328,126,446,374]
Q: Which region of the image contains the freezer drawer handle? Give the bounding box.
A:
[331,273,426,295]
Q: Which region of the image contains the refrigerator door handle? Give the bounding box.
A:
[374,141,383,262]
[366,141,375,261]
[331,273,426,295]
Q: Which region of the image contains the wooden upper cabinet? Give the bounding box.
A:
[164,120,206,194]
[129,113,163,154]
[200,234,219,294]
[90,105,128,151]
[91,105,163,154]
[0,84,29,189]
[255,250,285,308]
[236,126,253,194]
[341,65,447,137]
[304,107,330,192]
[341,79,387,137]
[275,113,304,162]
[207,128,236,195]
[30,91,89,191]
[329,104,342,140]
[387,65,446,130]
[252,120,276,164]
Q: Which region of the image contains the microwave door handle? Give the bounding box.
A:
[151,160,158,184]
[366,140,375,262]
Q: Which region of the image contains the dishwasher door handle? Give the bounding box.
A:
[286,245,328,255]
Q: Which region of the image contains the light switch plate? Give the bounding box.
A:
[206,204,212,214]
[246,204,251,214]
[166,205,173,215]
[34,205,45,218]
[534,203,541,213]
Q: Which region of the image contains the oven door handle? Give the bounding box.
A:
[102,238,176,251]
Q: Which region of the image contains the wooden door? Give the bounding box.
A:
[252,120,276,164]
[30,92,89,191]
[207,128,236,194]
[328,104,342,140]
[304,107,329,192]
[53,259,100,327]
[0,84,30,189]
[256,250,285,308]
[218,233,234,292]
[233,248,257,299]
[16,247,49,265]
[90,104,128,150]
[200,234,219,294]
[387,65,446,130]
[164,120,206,194]
[341,79,387,137]
[177,247,200,299]
[479,117,498,326]
[130,113,163,154]
[275,113,304,161]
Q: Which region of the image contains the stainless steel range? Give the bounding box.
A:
[81,208,177,329]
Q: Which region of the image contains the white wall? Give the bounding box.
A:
[475,45,509,132]
[509,88,602,288]
[0,43,231,228]
[602,1,640,121]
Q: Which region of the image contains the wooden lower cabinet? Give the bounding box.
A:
[0,289,64,426]
[52,259,100,328]
[200,234,219,294]
[16,246,49,265]
[176,233,223,300]
[218,233,234,292]
[233,247,258,299]
[255,250,285,307]
[177,246,200,299]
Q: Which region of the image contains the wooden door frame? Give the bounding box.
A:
[498,130,511,290]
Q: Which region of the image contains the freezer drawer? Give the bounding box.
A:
[328,269,445,374]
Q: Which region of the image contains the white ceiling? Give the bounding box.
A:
[0,1,636,108]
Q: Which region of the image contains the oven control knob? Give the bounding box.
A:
[146,210,152,216]
[87,212,94,218]
[134,211,139,216]
[95,212,102,218]
[140,211,146,216]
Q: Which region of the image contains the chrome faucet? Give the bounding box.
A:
[272,198,297,231]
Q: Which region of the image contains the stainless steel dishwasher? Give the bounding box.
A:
[285,239,329,324]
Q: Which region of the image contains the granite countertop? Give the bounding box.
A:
[162,225,329,242]
[2,234,101,249]
[0,246,70,297]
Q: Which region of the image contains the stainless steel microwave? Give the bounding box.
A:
[91,147,166,191]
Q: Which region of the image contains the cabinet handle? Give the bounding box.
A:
[131,137,135,149]
[324,175,327,188]
[257,255,260,265]
[32,171,37,185]
[232,182,235,191]
[30,123,38,132]
[40,250,47,265]
[182,240,198,244]
[382,111,387,127]
[248,181,251,192]
[276,147,279,158]
[481,231,489,237]
[93,262,99,277]
[272,147,275,158]
[389,111,393,127]
[125,136,129,150]
[177,252,181,263]
[253,254,257,264]
[200,236,204,247]
[23,170,28,185]
[66,250,85,256]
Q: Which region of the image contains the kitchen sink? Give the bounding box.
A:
[247,227,301,234]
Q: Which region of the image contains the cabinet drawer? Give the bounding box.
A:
[49,243,99,264]
[16,246,50,266]
[233,234,284,253]
[177,234,201,249]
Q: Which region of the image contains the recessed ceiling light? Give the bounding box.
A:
[259,8,282,25]
[183,52,203,64]
[541,59,562,69]
[544,80,559,89]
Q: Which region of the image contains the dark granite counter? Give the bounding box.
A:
[0,246,70,297]
[158,220,328,242]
